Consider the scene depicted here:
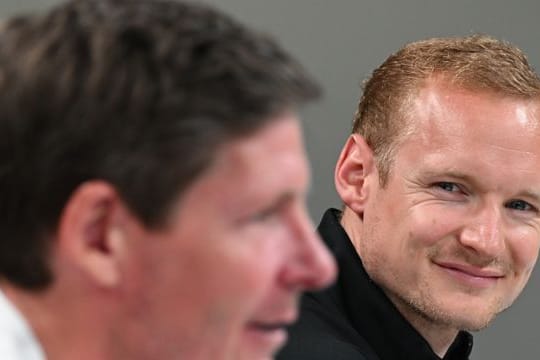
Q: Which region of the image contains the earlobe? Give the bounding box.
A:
[334,134,376,214]
[56,181,128,289]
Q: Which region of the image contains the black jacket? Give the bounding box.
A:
[277,209,472,360]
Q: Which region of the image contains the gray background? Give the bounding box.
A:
[1,1,539,358]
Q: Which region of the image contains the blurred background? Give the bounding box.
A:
[2,1,539,358]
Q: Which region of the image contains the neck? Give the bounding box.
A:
[340,208,365,251]
[385,290,459,357]
[1,281,114,360]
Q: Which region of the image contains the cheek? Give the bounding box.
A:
[214,235,284,309]
[508,228,540,274]
[173,252,278,339]
[230,257,278,300]
[407,205,464,247]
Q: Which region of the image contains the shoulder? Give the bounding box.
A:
[0,334,43,360]
[277,292,378,360]
[0,294,45,360]
[0,328,44,360]
[277,335,370,360]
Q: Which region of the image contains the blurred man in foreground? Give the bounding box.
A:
[0,0,336,359]
[279,35,540,360]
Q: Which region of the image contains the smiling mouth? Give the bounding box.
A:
[434,262,504,288]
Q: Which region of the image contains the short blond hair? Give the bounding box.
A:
[353,34,540,184]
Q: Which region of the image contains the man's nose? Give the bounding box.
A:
[279,208,337,291]
[458,203,506,258]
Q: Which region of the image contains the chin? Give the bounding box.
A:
[448,313,495,331]
[427,300,502,331]
[400,291,502,332]
[458,298,511,330]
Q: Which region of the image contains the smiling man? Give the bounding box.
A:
[0,0,336,359]
[278,35,540,360]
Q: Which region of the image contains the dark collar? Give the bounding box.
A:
[318,208,473,360]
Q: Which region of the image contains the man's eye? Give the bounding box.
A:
[505,199,536,212]
[435,182,460,192]
[249,206,280,223]
[251,210,274,222]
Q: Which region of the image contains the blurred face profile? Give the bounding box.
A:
[118,113,336,360]
[358,80,540,332]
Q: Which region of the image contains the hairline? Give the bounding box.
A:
[371,72,540,187]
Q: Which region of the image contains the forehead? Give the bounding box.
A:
[409,81,540,149]
[169,114,310,222]
[396,81,540,185]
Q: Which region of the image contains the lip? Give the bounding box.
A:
[434,261,504,288]
[243,305,298,353]
[436,262,504,278]
[244,321,290,353]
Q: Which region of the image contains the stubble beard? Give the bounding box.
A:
[382,270,507,333]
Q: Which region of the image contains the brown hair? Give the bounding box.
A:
[353,34,540,183]
[0,0,320,289]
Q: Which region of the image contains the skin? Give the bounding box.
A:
[336,79,540,357]
[115,113,336,360]
[2,113,336,360]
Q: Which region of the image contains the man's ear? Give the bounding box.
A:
[334,134,376,214]
[56,181,130,289]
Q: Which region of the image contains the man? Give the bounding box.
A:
[0,0,336,359]
[278,35,540,360]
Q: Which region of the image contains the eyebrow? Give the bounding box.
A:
[423,170,477,185]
